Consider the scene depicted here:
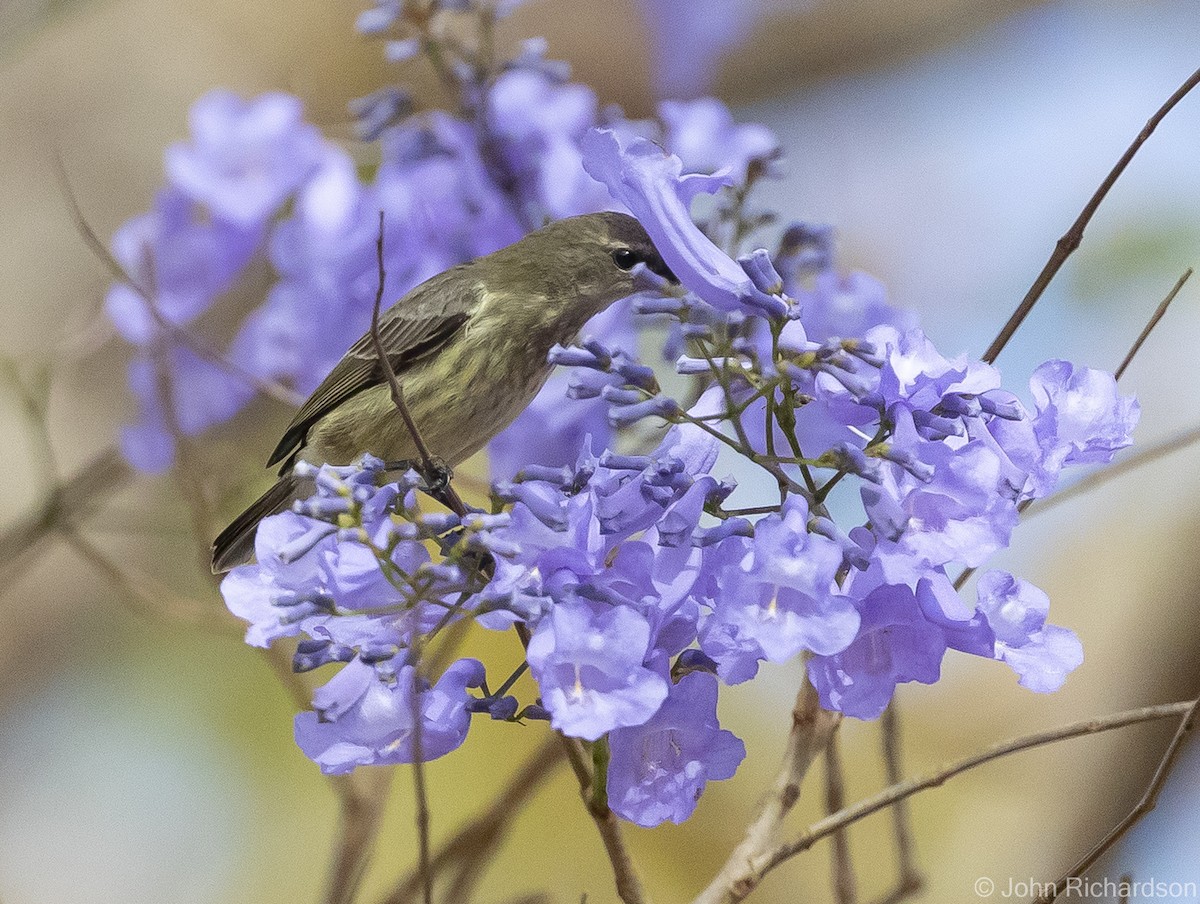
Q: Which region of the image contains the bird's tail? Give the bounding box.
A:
[211,475,302,573]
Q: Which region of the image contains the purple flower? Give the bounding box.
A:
[863,408,1023,581]
[221,510,337,647]
[526,600,669,740]
[294,658,485,773]
[700,498,859,681]
[581,128,787,317]
[808,581,947,720]
[795,270,918,342]
[1029,360,1139,471]
[486,68,613,218]
[608,673,745,826]
[378,113,524,260]
[660,97,779,180]
[976,571,1083,692]
[166,91,325,228]
[874,326,1001,416]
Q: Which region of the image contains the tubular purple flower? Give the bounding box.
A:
[294,658,486,773]
[526,600,669,741]
[581,128,787,318]
[607,672,746,826]
[608,396,680,427]
[738,248,786,297]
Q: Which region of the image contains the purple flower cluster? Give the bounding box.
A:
[222,455,507,772]
[120,0,1140,828]
[107,0,778,476]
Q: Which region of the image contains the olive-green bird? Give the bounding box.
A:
[211,211,675,572]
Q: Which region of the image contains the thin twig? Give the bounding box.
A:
[324,769,397,904]
[868,703,922,904]
[747,700,1196,897]
[0,445,132,586]
[823,732,858,904]
[981,66,1200,365]
[1029,421,1200,518]
[561,735,652,904]
[1114,269,1192,381]
[410,651,433,904]
[1033,695,1200,903]
[61,528,235,634]
[382,736,567,904]
[53,155,304,408]
[368,211,468,518]
[369,212,435,904]
[691,681,841,904]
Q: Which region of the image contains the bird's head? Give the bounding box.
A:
[490,211,678,318]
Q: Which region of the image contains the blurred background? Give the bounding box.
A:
[2,0,1199,902]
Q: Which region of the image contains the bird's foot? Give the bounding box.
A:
[421,458,454,497]
[382,458,454,500]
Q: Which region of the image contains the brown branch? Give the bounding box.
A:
[367,211,436,904]
[751,700,1196,893]
[0,445,132,586]
[324,769,397,904]
[1114,268,1191,381]
[691,680,841,904]
[868,703,922,904]
[823,732,858,904]
[561,735,652,904]
[53,155,305,409]
[61,528,235,634]
[981,66,1200,365]
[1033,695,1200,903]
[410,657,433,904]
[369,211,469,518]
[382,735,566,904]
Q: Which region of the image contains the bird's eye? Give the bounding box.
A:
[612,248,639,271]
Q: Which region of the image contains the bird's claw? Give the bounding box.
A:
[422,458,454,496]
[382,458,453,499]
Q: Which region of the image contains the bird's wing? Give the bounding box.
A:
[267,269,478,468]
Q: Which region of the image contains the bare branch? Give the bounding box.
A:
[1034,695,1200,903]
[369,211,469,518]
[1114,268,1191,381]
[382,735,566,904]
[691,680,841,904]
[824,731,858,904]
[867,703,922,904]
[0,445,132,586]
[410,656,433,904]
[366,211,436,904]
[561,735,652,904]
[53,156,305,408]
[62,528,235,634]
[981,66,1200,365]
[753,700,1196,891]
[324,769,397,904]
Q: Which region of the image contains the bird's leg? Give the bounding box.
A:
[420,458,455,501]
[382,458,419,476]
[382,458,455,503]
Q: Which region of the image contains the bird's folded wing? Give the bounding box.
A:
[267,270,478,468]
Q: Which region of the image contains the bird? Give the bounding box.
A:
[211,211,675,572]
